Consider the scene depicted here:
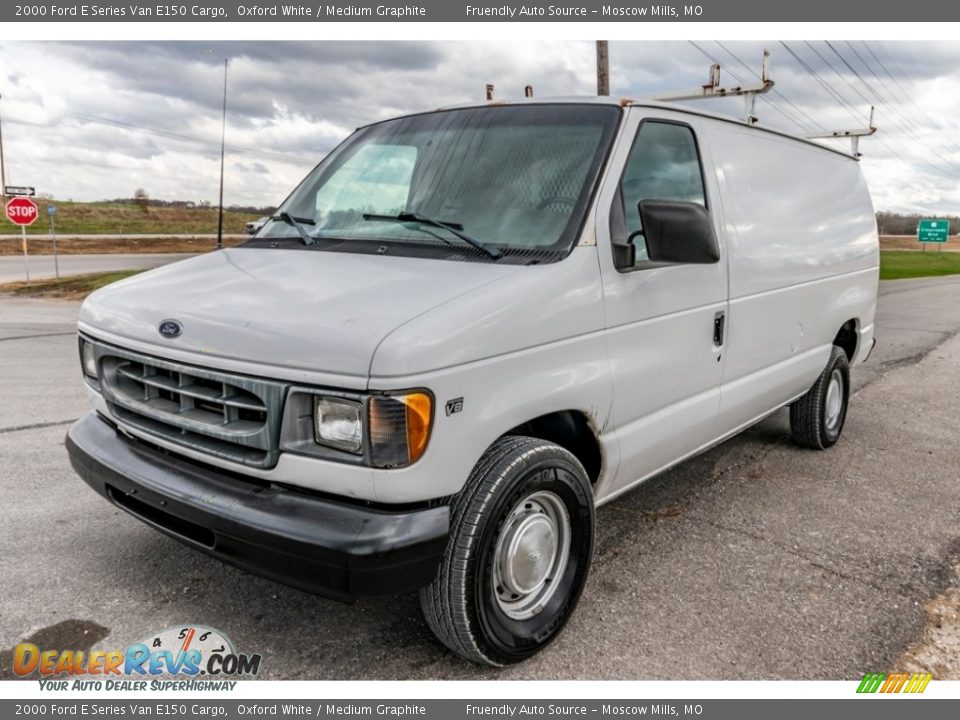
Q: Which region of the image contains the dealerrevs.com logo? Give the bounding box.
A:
[857,672,933,694]
[14,625,261,691]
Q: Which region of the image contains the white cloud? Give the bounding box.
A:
[0,40,957,213]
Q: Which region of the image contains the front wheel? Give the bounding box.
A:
[790,345,850,449]
[419,436,594,666]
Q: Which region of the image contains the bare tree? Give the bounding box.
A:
[134,187,150,214]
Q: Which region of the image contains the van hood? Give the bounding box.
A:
[79,248,519,379]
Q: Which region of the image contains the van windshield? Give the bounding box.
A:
[257,104,620,263]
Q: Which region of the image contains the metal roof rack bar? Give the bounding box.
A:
[806,106,877,157]
[651,49,775,125]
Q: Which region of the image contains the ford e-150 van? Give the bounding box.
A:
[67,97,879,666]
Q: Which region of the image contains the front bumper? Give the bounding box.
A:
[66,412,449,601]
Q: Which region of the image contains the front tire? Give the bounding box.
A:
[419,436,594,666]
[790,345,850,449]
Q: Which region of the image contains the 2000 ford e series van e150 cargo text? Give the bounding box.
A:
[67,98,879,666]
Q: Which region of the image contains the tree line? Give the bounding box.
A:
[877,211,959,236]
[114,190,275,216]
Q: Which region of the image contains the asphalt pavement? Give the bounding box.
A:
[1,276,959,680]
[0,253,195,284]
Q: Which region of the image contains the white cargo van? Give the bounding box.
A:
[68,98,879,666]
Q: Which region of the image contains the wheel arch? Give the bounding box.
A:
[504,410,603,485]
[834,318,859,361]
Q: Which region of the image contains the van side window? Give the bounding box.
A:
[614,121,706,264]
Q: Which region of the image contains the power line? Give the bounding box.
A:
[803,42,875,108]
[777,42,865,123]
[691,41,945,199]
[803,41,948,164]
[714,41,827,133]
[686,41,812,134]
[869,43,927,110]
[825,41,960,176]
[866,41,960,151]
[830,41,938,142]
[861,42,932,121]
[829,41,931,137]
[688,41,810,133]
[777,41,948,194]
[780,42,916,170]
[830,41,897,105]
[847,41,960,153]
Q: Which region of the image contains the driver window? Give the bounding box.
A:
[615,121,706,263]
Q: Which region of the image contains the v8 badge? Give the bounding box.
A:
[445,397,464,416]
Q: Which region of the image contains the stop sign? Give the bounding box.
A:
[6,197,39,226]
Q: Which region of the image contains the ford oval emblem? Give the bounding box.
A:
[158,319,183,339]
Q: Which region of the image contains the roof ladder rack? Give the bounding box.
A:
[806,106,877,157]
[652,49,775,125]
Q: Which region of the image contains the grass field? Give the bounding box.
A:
[0,271,143,300]
[879,250,960,280]
[1,199,262,236]
[880,235,960,252]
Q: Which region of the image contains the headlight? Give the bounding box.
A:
[314,397,363,454]
[79,339,98,379]
[288,389,433,467]
[369,392,433,467]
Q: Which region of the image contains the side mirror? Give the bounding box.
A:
[638,200,720,264]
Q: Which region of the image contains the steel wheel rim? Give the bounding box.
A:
[492,489,571,620]
[825,369,844,431]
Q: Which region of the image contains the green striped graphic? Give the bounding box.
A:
[857,673,886,693]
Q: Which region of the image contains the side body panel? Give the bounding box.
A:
[709,125,880,429]
[593,108,729,502]
[367,246,616,503]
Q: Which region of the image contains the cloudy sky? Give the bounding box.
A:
[0,40,957,213]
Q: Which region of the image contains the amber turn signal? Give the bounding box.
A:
[368,392,433,467]
[400,392,432,464]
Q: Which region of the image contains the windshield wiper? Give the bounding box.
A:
[272,212,316,246]
[362,212,501,260]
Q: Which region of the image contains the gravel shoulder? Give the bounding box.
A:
[900,563,960,679]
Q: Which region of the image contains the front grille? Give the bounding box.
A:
[94,342,286,468]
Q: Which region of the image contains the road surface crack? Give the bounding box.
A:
[0,418,79,434]
[686,514,905,599]
[0,331,75,342]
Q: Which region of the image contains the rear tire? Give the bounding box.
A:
[790,345,850,450]
[419,436,594,666]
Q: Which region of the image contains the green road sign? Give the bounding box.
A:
[917,219,950,243]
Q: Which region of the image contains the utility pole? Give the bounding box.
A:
[216,58,229,250]
[596,41,610,96]
[49,206,59,279]
[0,92,7,199]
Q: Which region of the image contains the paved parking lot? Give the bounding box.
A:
[1,275,959,680]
